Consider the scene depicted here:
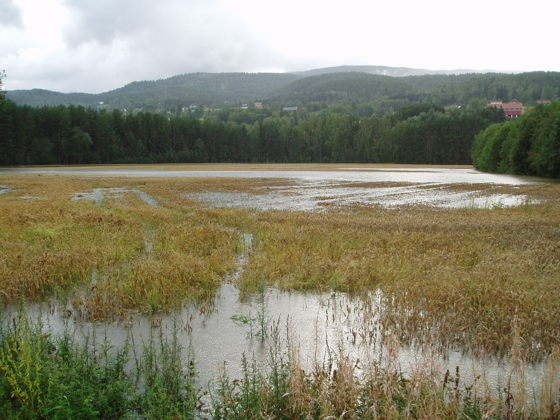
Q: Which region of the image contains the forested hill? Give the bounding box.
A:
[6,67,560,112]
[7,72,300,109]
[266,73,413,105]
[5,89,99,107]
[100,73,300,109]
[270,72,560,108]
[403,72,560,105]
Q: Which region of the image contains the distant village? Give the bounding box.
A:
[106,98,554,119]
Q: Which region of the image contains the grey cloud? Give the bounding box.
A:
[58,0,285,91]
[0,0,23,27]
[6,0,305,92]
[63,0,155,46]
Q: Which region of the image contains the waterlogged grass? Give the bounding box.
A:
[0,176,242,318]
[1,172,560,417]
[0,310,197,419]
[211,324,560,420]
[1,174,559,360]
[242,203,560,361]
[1,312,558,419]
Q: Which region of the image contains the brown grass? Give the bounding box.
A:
[1,173,559,361]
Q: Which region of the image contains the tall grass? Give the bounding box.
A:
[1,175,559,361]
[209,321,560,419]
[0,176,243,318]
[241,203,560,361]
[0,308,198,419]
[0,309,558,419]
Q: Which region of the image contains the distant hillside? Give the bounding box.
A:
[99,72,300,109]
[268,71,560,108]
[404,71,560,104]
[266,72,414,104]
[7,72,301,109]
[5,89,99,107]
[6,66,560,112]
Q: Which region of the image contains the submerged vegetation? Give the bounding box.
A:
[0,176,241,317]
[1,174,559,357]
[0,310,197,419]
[0,309,558,419]
[0,170,559,417]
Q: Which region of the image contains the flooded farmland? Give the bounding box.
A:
[0,164,559,417]
[1,164,552,209]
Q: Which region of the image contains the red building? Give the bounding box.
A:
[487,99,524,118]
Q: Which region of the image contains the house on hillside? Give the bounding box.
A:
[487,99,524,118]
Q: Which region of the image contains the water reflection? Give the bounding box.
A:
[2,166,547,209]
[188,183,532,210]
[72,187,160,207]
[3,284,547,398]
[0,166,550,185]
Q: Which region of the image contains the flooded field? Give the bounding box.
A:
[9,284,550,393]
[0,164,559,417]
[2,163,553,209]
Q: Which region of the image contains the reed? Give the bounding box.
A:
[209,320,560,419]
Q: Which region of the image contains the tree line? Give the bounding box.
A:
[0,88,508,166]
[472,102,560,178]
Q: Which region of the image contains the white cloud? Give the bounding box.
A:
[2,0,560,92]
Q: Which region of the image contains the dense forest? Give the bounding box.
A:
[472,102,560,178]
[5,69,560,171]
[1,77,504,166]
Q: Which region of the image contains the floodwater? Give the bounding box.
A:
[1,231,550,399]
[1,166,556,399]
[0,166,548,185]
[72,187,161,207]
[188,183,530,211]
[5,283,548,398]
[1,166,552,209]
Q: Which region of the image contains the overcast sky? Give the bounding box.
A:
[1,0,560,93]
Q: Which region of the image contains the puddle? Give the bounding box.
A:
[72,187,160,207]
[226,233,253,282]
[134,189,161,207]
[0,185,11,195]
